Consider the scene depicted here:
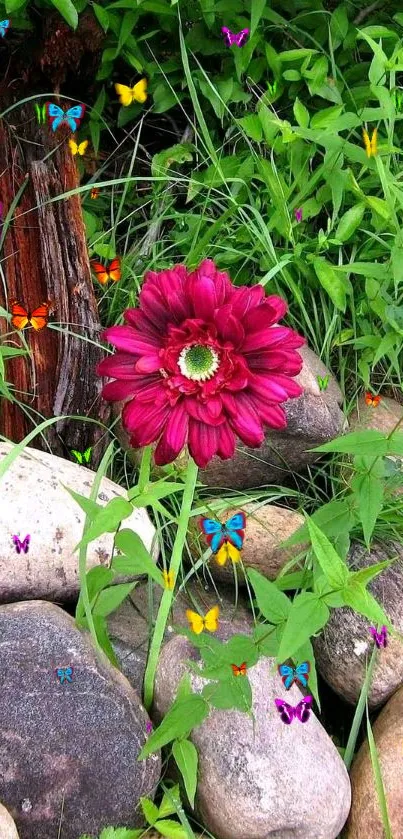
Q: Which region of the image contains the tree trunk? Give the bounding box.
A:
[0,104,109,465]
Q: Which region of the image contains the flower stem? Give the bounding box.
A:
[143,455,199,710]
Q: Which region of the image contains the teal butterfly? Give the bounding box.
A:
[71,446,92,465]
[317,375,329,392]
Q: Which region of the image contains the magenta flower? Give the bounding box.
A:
[97,260,305,468]
[294,208,303,223]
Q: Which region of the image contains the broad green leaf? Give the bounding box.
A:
[113,529,160,583]
[310,106,343,129]
[278,593,329,661]
[250,0,266,37]
[253,623,283,656]
[293,98,310,128]
[140,796,159,826]
[138,696,209,759]
[312,430,389,456]
[202,673,252,713]
[93,3,109,30]
[341,580,392,627]
[283,499,356,546]
[128,480,186,504]
[153,820,188,839]
[387,433,403,456]
[50,0,78,28]
[158,785,181,819]
[350,560,394,588]
[313,258,348,311]
[330,4,349,49]
[366,196,390,220]
[247,568,291,623]
[351,472,384,547]
[63,486,102,520]
[75,497,133,550]
[238,114,263,142]
[5,0,26,11]
[334,204,365,242]
[172,739,198,807]
[92,582,136,617]
[306,518,349,588]
[76,566,115,623]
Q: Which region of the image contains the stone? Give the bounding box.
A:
[189,501,306,584]
[0,442,158,602]
[0,803,20,839]
[344,683,403,837]
[115,346,347,489]
[345,394,403,492]
[108,580,253,694]
[153,635,351,839]
[0,600,160,839]
[313,540,403,708]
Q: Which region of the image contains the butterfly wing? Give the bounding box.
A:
[295,661,310,688]
[231,662,247,676]
[46,103,64,132]
[12,535,22,554]
[90,188,99,199]
[65,104,86,132]
[362,129,371,157]
[65,666,73,681]
[107,257,122,283]
[21,535,30,553]
[201,518,224,552]
[10,301,29,330]
[91,260,109,286]
[83,446,92,463]
[186,609,205,635]
[278,664,295,690]
[370,128,378,156]
[221,27,232,46]
[235,28,249,46]
[71,450,83,464]
[204,605,219,632]
[132,78,148,103]
[0,19,10,37]
[68,139,79,155]
[163,570,174,589]
[275,699,294,724]
[115,83,134,107]
[77,140,89,156]
[295,696,313,723]
[224,512,246,548]
[29,303,49,331]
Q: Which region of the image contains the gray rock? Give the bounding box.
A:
[0,803,20,839]
[313,541,403,708]
[0,442,158,602]
[199,345,347,489]
[0,601,160,838]
[154,635,351,839]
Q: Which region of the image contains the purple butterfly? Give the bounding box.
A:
[221,27,249,47]
[275,696,313,724]
[294,208,303,223]
[12,534,30,554]
[146,720,153,735]
[369,625,387,649]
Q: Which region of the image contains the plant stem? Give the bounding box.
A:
[143,455,199,710]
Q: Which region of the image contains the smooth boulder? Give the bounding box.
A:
[154,635,351,839]
[0,442,157,602]
[313,541,403,707]
[0,803,20,839]
[0,600,160,839]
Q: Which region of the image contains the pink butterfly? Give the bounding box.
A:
[275,696,312,724]
[12,534,30,554]
[369,625,387,649]
[221,27,249,47]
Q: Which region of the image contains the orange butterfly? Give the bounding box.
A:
[90,188,100,199]
[365,392,381,407]
[90,257,121,285]
[231,662,247,677]
[10,300,50,331]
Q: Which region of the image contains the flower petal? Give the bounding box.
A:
[229,393,265,447]
[154,402,189,465]
[103,326,161,355]
[188,420,220,467]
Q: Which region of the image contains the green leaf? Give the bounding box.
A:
[75,497,133,550]
[387,433,403,456]
[50,0,78,28]
[158,784,181,819]
[5,0,26,11]
[313,258,348,311]
[293,98,310,128]
[351,472,384,548]
[202,673,252,713]
[141,796,159,826]
[76,566,115,623]
[350,560,394,588]
[341,580,392,627]
[238,114,263,142]
[93,3,109,30]
[330,4,349,49]
[153,820,188,839]
[172,739,198,808]
[250,0,266,37]
[278,593,330,661]
[283,499,356,546]
[247,568,291,624]
[63,486,101,521]
[366,710,393,839]
[115,10,137,54]
[138,696,209,759]
[312,430,389,456]
[306,517,350,588]
[334,204,365,242]
[92,582,136,617]
[112,529,160,583]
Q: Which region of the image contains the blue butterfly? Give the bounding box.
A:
[0,19,10,37]
[46,103,86,132]
[200,512,246,554]
[56,666,73,684]
[278,661,310,690]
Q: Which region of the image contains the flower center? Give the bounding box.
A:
[177,343,220,382]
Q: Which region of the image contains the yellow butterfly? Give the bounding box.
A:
[69,138,89,156]
[186,605,220,635]
[162,569,175,590]
[215,542,241,566]
[363,128,377,158]
[115,79,148,107]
